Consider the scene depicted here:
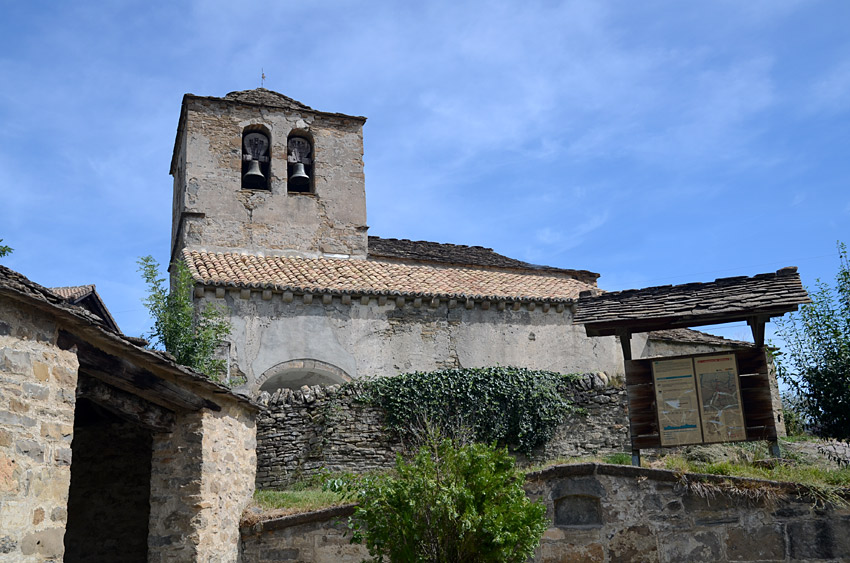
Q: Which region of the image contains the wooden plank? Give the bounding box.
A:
[632,434,662,449]
[625,360,653,386]
[736,348,769,376]
[58,331,220,413]
[77,375,175,433]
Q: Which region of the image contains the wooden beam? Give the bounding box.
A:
[583,307,796,337]
[58,331,220,413]
[618,329,632,361]
[77,375,175,433]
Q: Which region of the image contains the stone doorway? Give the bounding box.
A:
[64,397,154,562]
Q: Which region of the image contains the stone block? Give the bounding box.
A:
[608,525,659,563]
[19,527,65,557]
[660,530,721,563]
[554,495,602,527]
[726,525,784,561]
[32,361,49,382]
[788,519,839,560]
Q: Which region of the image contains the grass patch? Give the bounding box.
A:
[253,488,347,513]
[602,452,632,465]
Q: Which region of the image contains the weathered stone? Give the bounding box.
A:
[19,527,65,557]
[609,524,659,562]
[726,525,784,560]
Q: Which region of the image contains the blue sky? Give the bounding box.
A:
[1,1,847,343]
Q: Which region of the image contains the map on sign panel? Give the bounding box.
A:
[694,354,747,443]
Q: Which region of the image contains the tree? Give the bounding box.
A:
[774,242,850,439]
[0,239,12,258]
[138,256,231,380]
[329,437,548,563]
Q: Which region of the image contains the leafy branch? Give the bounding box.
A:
[138,256,231,381]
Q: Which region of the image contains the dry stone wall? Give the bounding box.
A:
[0,300,78,562]
[242,463,850,562]
[255,373,629,489]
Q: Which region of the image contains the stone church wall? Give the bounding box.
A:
[255,373,629,489]
[199,290,631,395]
[0,299,78,562]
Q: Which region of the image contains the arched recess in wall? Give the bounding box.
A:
[241,124,272,190]
[254,358,350,395]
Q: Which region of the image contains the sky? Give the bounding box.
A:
[0,0,847,344]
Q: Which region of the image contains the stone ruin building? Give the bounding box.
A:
[0,88,794,561]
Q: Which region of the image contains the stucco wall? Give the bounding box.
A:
[200,291,627,393]
[0,300,78,562]
[255,373,629,489]
[241,463,850,562]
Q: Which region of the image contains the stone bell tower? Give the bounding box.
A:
[169,89,368,265]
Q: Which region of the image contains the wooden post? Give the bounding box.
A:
[631,449,641,467]
[748,315,768,347]
[769,439,782,459]
[618,329,632,361]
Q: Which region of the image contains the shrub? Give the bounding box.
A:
[328,438,548,562]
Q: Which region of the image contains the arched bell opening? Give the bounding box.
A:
[255,358,350,395]
[241,125,271,190]
[286,131,313,193]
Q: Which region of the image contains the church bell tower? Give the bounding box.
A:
[169,88,368,265]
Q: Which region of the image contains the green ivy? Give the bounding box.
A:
[351,367,580,455]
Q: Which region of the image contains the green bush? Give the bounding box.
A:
[355,367,580,455]
[328,438,548,563]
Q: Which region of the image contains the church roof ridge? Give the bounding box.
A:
[367,236,600,285]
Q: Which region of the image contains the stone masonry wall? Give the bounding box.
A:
[148,403,257,563]
[0,299,78,562]
[241,463,850,562]
[255,373,629,489]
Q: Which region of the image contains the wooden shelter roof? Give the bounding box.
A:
[574,267,811,338]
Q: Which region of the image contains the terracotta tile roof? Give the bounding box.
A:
[50,284,121,334]
[367,237,599,285]
[51,284,96,301]
[183,249,596,302]
[574,267,811,336]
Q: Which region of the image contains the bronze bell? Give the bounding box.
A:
[242,159,266,190]
[288,162,310,192]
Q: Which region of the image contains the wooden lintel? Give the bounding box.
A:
[58,331,220,413]
[77,375,176,433]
